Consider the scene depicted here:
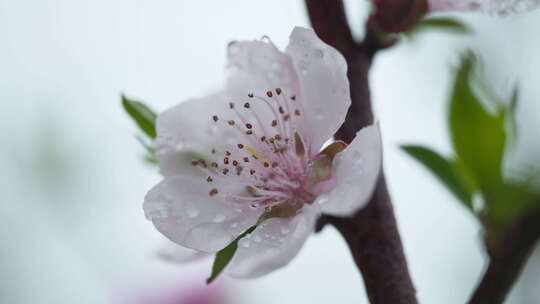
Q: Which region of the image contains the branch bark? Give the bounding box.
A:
[305,1,417,303]
[468,211,540,304]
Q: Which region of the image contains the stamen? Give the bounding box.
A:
[228,120,236,126]
[266,91,273,97]
[279,107,284,114]
[291,95,296,101]
[207,176,213,182]
[243,157,249,162]
[275,88,282,95]
[250,169,256,175]
[271,120,277,127]
[223,168,229,175]
[295,109,301,116]
[245,123,252,129]
[264,162,270,168]
[246,130,253,135]
[223,157,229,165]
[248,93,254,98]
[244,102,250,109]
[225,151,231,156]
[229,102,235,109]
[209,188,218,196]
[213,115,219,122]
[211,148,216,154]
[211,162,218,168]
[237,144,244,149]
[197,159,207,168]
[232,160,239,166]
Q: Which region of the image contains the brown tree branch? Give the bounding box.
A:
[305,0,417,303]
[468,210,540,304]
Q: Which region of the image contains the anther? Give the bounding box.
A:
[245,123,252,129]
[266,91,273,97]
[237,143,244,149]
[295,109,301,116]
[228,120,236,126]
[291,95,296,101]
[236,166,243,175]
[246,130,253,135]
[223,157,229,165]
[279,107,284,114]
[207,176,213,182]
[211,148,216,154]
[232,160,239,166]
[264,162,270,168]
[244,102,250,109]
[211,162,218,168]
[213,115,219,122]
[248,93,254,98]
[209,188,219,196]
[250,169,256,175]
[275,88,282,95]
[223,168,229,175]
[275,134,282,141]
[197,159,207,168]
[271,120,277,127]
[260,136,266,142]
[229,102,235,109]
[271,162,278,168]
[243,157,249,162]
[284,114,290,121]
[225,151,231,156]
[191,160,198,166]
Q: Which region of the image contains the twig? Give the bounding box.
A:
[305,0,417,303]
[468,210,540,304]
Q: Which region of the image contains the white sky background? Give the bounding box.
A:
[1,0,540,303]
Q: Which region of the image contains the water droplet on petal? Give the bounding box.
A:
[317,194,329,205]
[213,214,226,223]
[186,206,199,218]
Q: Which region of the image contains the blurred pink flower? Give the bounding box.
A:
[143,27,382,278]
[428,0,539,14]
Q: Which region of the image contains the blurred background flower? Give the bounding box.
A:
[1,0,540,303]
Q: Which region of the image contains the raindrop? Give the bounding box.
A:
[317,194,329,205]
[213,214,226,223]
[313,49,324,58]
[186,206,199,218]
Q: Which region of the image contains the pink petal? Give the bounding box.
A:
[155,92,243,178]
[226,204,319,278]
[317,124,382,216]
[144,176,263,252]
[429,0,540,14]
[285,27,351,154]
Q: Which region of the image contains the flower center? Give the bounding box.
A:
[191,88,315,214]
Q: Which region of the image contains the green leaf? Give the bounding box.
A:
[406,17,471,39]
[207,225,257,284]
[449,53,508,194]
[402,145,474,210]
[122,94,157,139]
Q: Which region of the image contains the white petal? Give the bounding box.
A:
[317,124,382,217]
[285,27,351,154]
[155,91,242,178]
[226,204,319,278]
[144,175,263,252]
[225,38,301,133]
[429,0,540,14]
[157,241,209,263]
